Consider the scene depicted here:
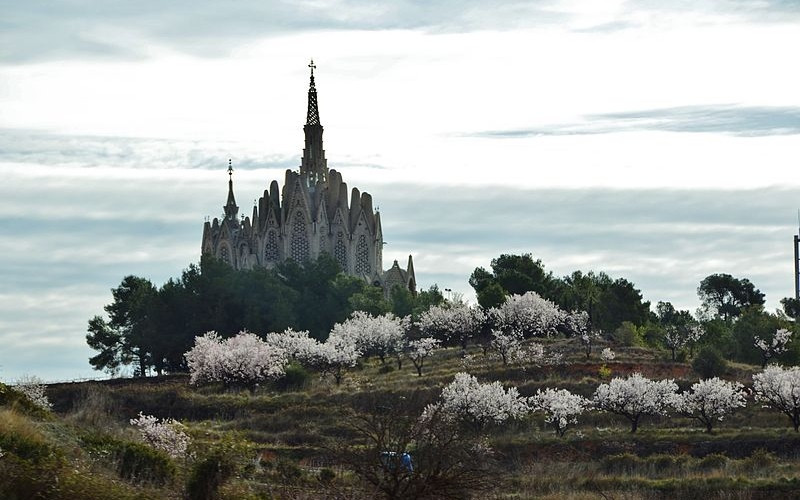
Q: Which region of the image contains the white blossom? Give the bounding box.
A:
[130,412,191,458]
[664,324,704,360]
[264,328,320,365]
[13,375,52,411]
[185,330,288,389]
[600,348,616,362]
[418,303,485,349]
[424,372,529,431]
[314,332,361,385]
[564,310,590,336]
[529,388,591,436]
[489,292,566,338]
[673,377,746,433]
[753,328,793,367]
[753,365,800,431]
[490,329,525,365]
[330,312,408,363]
[407,337,440,376]
[594,373,678,432]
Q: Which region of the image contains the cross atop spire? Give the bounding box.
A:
[306,59,320,126]
[224,158,238,221]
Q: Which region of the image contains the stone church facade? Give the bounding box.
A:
[201,62,416,295]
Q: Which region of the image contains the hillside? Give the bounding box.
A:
[5,339,800,499]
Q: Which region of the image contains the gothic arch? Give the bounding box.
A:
[334,232,348,272]
[290,210,310,262]
[264,229,279,264]
[355,233,371,276]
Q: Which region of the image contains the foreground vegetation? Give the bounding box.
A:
[5,339,800,499]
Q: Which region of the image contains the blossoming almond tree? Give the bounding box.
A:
[594,373,678,432]
[13,375,52,411]
[130,412,191,459]
[753,365,800,431]
[664,324,704,361]
[424,372,529,432]
[753,328,793,367]
[489,292,565,338]
[407,337,440,376]
[673,378,746,433]
[314,333,361,385]
[264,328,320,365]
[418,304,485,350]
[490,329,524,365]
[185,331,288,391]
[330,312,408,365]
[600,348,616,362]
[529,388,590,437]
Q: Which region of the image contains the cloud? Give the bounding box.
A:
[469,105,800,138]
[0,0,563,63]
[2,164,798,382]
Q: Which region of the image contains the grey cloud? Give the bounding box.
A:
[2,0,797,63]
[0,128,297,170]
[0,0,562,63]
[2,164,799,380]
[469,105,800,138]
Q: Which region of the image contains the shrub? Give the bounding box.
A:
[739,449,777,471]
[692,346,727,378]
[612,322,642,346]
[185,435,247,500]
[81,434,176,485]
[0,410,61,465]
[601,453,641,474]
[12,375,52,412]
[130,412,191,459]
[186,450,238,500]
[696,453,729,471]
[275,363,312,391]
[0,382,51,419]
[276,458,303,482]
[318,467,336,484]
[646,453,689,474]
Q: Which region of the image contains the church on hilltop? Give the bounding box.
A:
[201,61,416,295]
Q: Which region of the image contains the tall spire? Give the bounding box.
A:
[306,59,320,125]
[224,158,239,221]
[300,59,327,187]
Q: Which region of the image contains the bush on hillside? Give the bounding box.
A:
[692,346,727,378]
[81,434,176,485]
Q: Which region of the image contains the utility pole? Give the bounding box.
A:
[795,210,800,300]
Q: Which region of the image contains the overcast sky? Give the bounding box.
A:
[2,0,799,382]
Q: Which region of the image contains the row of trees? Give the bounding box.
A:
[471,254,800,367]
[87,251,800,377]
[86,255,444,376]
[426,367,800,435]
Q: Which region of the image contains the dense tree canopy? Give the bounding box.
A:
[697,273,765,322]
[470,254,651,333]
[87,254,416,376]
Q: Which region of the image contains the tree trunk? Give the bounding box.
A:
[630,417,639,433]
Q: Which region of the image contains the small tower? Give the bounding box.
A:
[300,59,328,188]
[224,159,239,223]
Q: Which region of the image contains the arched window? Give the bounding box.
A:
[264,230,278,262]
[355,234,371,275]
[334,233,348,272]
[219,245,230,265]
[290,211,309,262]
